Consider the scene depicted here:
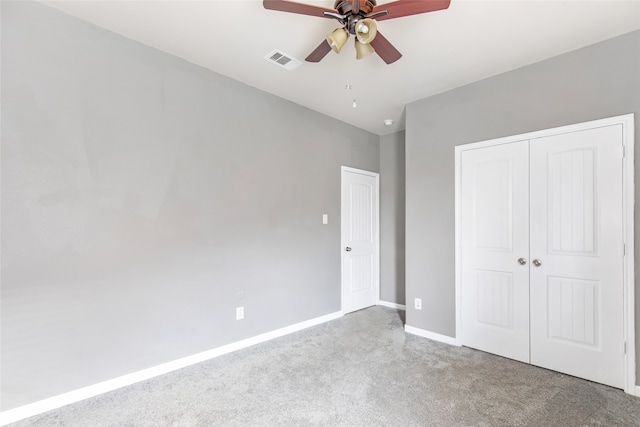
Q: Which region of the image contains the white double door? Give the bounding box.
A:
[460,124,624,388]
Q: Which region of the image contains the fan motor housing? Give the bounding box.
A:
[334,0,377,16]
[334,0,377,34]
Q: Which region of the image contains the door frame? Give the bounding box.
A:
[341,166,380,314]
[454,114,636,395]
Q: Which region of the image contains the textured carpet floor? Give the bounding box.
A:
[11,306,640,426]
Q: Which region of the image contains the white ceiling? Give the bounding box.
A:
[41,0,640,135]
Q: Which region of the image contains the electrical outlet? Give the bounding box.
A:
[414,298,422,310]
[236,306,244,320]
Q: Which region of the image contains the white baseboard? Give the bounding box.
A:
[635,385,640,397]
[404,324,460,346]
[0,311,343,426]
[377,300,406,310]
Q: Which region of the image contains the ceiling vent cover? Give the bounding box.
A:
[264,49,302,71]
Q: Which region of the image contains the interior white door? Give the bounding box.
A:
[341,167,379,314]
[460,141,531,363]
[529,125,624,388]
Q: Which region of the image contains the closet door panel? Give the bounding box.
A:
[529,125,624,389]
[460,141,530,363]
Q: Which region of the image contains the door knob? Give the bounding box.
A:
[532,259,542,267]
[345,247,352,252]
[517,258,527,265]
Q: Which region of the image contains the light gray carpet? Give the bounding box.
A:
[11,306,640,426]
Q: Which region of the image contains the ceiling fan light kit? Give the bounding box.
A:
[355,18,377,44]
[355,39,375,59]
[263,0,451,64]
[327,27,349,53]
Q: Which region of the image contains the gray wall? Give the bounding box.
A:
[0,1,379,410]
[379,131,405,305]
[405,30,640,385]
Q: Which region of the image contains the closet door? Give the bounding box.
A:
[529,125,624,388]
[460,141,530,363]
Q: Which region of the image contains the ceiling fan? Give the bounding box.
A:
[263,0,451,64]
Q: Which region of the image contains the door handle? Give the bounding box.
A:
[345,247,352,252]
[517,258,527,265]
[532,259,542,267]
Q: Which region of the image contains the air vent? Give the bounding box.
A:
[264,49,302,71]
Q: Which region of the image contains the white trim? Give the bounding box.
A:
[454,114,633,152]
[405,325,460,346]
[454,138,463,347]
[341,166,379,176]
[377,300,406,310]
[635,386,640,398]
[622,115,636,396]
[341,166,380,314]
[0,311,343,426]
[454,113,635,395]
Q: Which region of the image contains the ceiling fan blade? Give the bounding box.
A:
[305,39,333,62]
[370,31,402,64]
[352,0,360,14]
[263,0,338,18]
[373,0,451,21]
